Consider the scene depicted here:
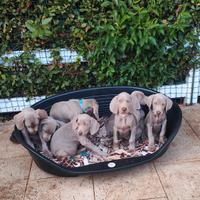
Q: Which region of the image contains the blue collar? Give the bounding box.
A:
[79,99,84,110]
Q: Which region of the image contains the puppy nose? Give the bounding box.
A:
[122,107,127,112]
[156,111,161,115]
[78,131,83,136]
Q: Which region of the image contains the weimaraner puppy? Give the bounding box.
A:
[38,117,66,157]
[131,91,146,139]
[50,99,99,123]
[131,91,146,121]
[145,93,173,151]
[109,91,146,151]
[50,113,106,159]
[14,107,48,149]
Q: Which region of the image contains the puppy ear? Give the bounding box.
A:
[90,117,100,135]
[40,118,48,126]
[92,100,99,120]
[131,91,143,110]
[36,109,48,120]
[146,95,155,109]
[131,91,146,105]
[72,116,78,131]
[165,97,173,112]
[109,95,119,114]
[14,112,25,130]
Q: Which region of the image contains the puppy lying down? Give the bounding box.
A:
[50,113,106,159]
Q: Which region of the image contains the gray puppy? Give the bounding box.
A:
[109,91,146,151]
[38,117,65,157]
[145,93,173,151]
[14,107,48,148]
[49,99,99,123]
[50,113,106,160]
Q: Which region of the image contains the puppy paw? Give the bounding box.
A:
[99,151,108,158]
[128,144,135,152]
[101,155,109,161]
[159,137,165,144]
[43,149,53,158]
[148,145,156,152]
[30,144,35,149]
[113,143,119,151]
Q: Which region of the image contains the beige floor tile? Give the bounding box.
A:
[25,176,94,200]
[93,163,166,200]
[182,104,200,139]
[0,180,27,200]
[0,157,32,185]
[29,161,55,180]
[155,160,200,200]
[155,119,200,163]
[0,120,14,136]
[0,130,30,159]
[59,176,94,200]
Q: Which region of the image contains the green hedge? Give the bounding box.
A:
[0,0,199,98]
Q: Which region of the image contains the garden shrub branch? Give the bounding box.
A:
[0,0,199,98]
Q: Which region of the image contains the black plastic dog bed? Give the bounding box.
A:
[11,86,182,176]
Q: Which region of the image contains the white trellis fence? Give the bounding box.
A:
[0,49,199,113]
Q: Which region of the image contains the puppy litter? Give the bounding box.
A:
[39,116,163,168]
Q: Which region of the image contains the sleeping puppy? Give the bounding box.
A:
[50,99,99,123]
[110,92,145,151]
[145,93,173,151]
[50,113,107,160]
[14,107,48,149]
[38,117,66,157]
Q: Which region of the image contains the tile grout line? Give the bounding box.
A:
[23,159,33,200]
[138,197,168,200]
[183,116,200,141]
[155,158,200,165]
[28,175,56,181]
[0,155,31,161]
[92,175,96,200]
[153,161,169,200]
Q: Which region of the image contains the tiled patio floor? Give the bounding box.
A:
[0,105,200,200]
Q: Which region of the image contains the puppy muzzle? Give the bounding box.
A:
[43,134,51,142]
[120,107,129,115]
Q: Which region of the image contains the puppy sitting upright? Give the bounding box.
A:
[50,113,106,160]
[49,99,99,123]
[14,107,48,149]
[110,92,140,151]
[145,93,173,151]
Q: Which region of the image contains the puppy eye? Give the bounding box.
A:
[76,119,78,123]
[126,100,129,103]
